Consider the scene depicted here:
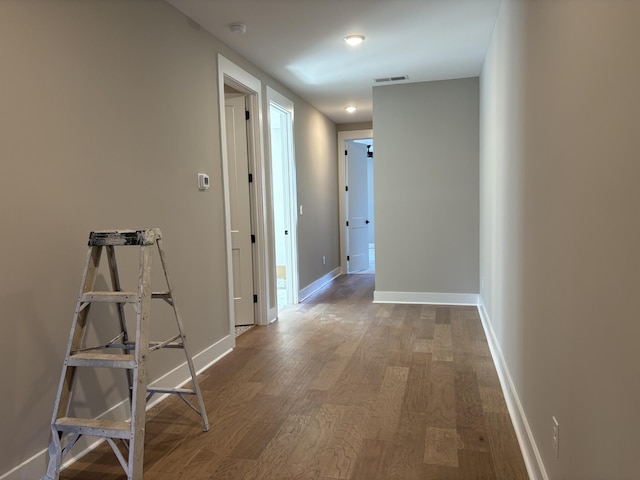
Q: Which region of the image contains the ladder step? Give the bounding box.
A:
[68,353,135,369]
[147,387,196,395]
[151,291,171,299]
[54,417,131,439]
[82,291,139,303]
[89,229,157,247]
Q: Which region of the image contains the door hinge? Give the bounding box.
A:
[245,110,250,120]
[248,173,253,183]
[345,186,349,192]
[346,221,349,227]
[347,256,350,261]
[253,294,258,303]
[345,149,348,156]
[251,234,256,244]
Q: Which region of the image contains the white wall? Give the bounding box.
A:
[480,1,640,478]
[373,79,479,303]
[0,1,338,477]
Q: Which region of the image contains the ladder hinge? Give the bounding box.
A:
[251,234,256,244]
[248,173,253,183]
[253,294,258,303]
[245,110,250,120]
[347,256,350,261]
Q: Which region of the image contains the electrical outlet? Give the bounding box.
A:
[552,416,560,459]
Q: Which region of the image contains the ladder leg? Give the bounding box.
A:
[127,244,153,480]
[156,235,210,431]
[41,430,62,480]
[44,245,102,479]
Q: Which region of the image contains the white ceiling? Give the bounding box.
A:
[166,0,501,124]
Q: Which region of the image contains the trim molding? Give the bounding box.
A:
[373,290,479,305]
[298,268,341,302]
[1,335,234,480]
[337,129,374,275]
[477,299,548,480]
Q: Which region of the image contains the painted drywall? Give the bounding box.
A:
[336,121,373,132]
[295,110,339,289]
[0,1,337,477]
[373,79,479,300]
[480,0,640,478]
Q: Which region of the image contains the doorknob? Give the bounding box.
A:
[365,220,370,224]
[284,230,289,235]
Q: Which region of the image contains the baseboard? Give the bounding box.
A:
[373,290,479,305]
[477,300,548,480]
[298,267,341,302]
[0,334,234,480]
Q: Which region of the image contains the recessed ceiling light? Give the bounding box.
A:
[345,106,357,113]
[230,23,247,34]
[343,34,365,46]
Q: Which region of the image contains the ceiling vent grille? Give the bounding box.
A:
[373,75,409,83]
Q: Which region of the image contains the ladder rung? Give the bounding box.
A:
[147,387,196,395]
[68,353,135,369]
[82,291,139,303]
[151,291,171,299]
[54,417,131,439]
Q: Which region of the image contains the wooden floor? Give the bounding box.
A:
[61,274,528,479]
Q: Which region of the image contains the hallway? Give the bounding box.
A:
[61,274,527,479]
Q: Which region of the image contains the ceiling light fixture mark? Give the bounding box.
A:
[343,34,365,46]
[230,23,247,34]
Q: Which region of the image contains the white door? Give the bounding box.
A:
[269,99,298,309]
[346,140,370,273]
[225,94,255,326]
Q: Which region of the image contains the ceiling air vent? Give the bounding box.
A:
[373,75,409,83]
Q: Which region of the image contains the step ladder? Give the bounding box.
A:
[43,228,209,480]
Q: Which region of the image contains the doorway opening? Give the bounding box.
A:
[346,139,374,274]
[267,87,299,311]
[338,129,375,275]
[218,55,278,342]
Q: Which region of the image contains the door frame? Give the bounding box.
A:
[338,129,373,274]
[266,86,299,307]
[218,55,277,336]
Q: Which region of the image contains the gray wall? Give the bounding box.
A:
[0,1,337,477]
[295,110,339,289]
[480,0,640,477]
[373,79,479,297]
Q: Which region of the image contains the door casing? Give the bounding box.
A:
[218,55,277,338]
[267,86,299,308]
[338,129,374,274]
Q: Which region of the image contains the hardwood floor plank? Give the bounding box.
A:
[367,366,409,440]
[401,351,432,413]
[350,439,392,480]
[313,404,370,479]
[486,411,529,479]
[457,449,497,479]
[454,371,485,430]
[425,360,457,428]
[424,426,458,467]
[228,421,283,460]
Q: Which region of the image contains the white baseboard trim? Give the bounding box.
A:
[373,290,479,305]
[298,267,341,302]
[1,334,234,480]
[477,300,548,480]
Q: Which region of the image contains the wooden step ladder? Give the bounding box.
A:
[42,228,209,480]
